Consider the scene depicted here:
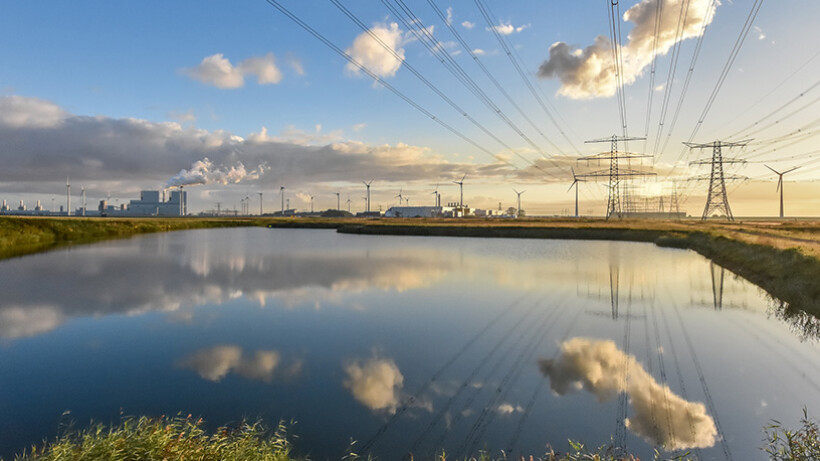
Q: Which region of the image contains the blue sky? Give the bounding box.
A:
[1,0,819,216]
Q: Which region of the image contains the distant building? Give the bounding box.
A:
[384,206,441,218]
[124,190,187,216]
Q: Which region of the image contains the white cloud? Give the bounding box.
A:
[540,337,717,450]
[753,26,766,40]
[344,356,404,413]
[285,53,305,76]
[345,23,406,78]
[166,158,268,188]
[461,21,475,29]
[183,53,283,89]
[239,52,283,85]
[0,95,66,128]
[472,48,486,56]
[0,305,64,339]
[537,0,717,99]
[352,123,367,132]
[179,345,297,383]
[446,7,454,25]
[486,20,529,36]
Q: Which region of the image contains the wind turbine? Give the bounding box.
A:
[513,188,525,217]
[765,164,800,218]
[309,194,315,213]
[431,184,440,207]
[394,189,404,205]
[568,167,587,218]
[346,196,352,212]
[453,174,466,208]
[405,196,410,206]
[363,180,373,212]
[335,192,340,211]
[258,192,263,215]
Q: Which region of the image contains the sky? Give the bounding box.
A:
[1,0,819,217]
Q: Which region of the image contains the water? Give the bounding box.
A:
[0,228,818,460]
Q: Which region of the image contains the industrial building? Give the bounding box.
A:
[1,189,188,217]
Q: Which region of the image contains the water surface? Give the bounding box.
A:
[0,228,818,460]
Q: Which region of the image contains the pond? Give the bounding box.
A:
[0,228,818,460]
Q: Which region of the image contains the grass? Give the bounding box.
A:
[13,411,820,461]
[9,415,300,461]
[763,408,820,461]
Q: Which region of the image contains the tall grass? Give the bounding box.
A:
[763,408,820,461]
[9,415,300,461]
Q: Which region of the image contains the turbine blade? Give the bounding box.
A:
[764,164,780,175]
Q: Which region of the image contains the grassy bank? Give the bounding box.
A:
[0,216,255,259]
[8,412,819,461]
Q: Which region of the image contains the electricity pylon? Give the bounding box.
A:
[685,140,749,221]
[577,135,654,219]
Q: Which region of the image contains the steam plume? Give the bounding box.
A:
[166,158,267,188]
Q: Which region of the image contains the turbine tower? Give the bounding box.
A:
[765,164,800,218]
[568,167,587,218]
[431,184,440,207]
[66,177,71,216]
[513,188,525,217]
[258,192,263,215]
[346,196,351,212]
[453,174,466,208]
[394,189,404,205]
[686,140,749,221]
[335,192,340,211]
[81,184,86,216]
[309,194,315,213]
[363,180,373,213]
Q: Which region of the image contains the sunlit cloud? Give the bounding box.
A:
[344,356,404,413]
[183,53,283,89]
[486,20,529,36]
[345,23,406,78]
[461,21,475,29]
[537,0,717,99]
[539,337,717,450]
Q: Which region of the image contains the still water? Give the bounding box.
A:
[0,228,818,460]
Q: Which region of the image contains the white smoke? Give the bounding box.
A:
[344,356,404,413]
[166,157,267,188]
[539,337,717,450]
[537,0,718,99]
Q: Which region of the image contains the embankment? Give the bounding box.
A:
[0,216,254,259]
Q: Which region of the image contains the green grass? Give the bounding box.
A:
[8,411,820,460]
[9,415,300,461]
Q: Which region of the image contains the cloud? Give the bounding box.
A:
[446,7,454,25]
[472,48,486,56]
[496,403,523,415]
[537,0,718,99]
[0,305,64,339]
[344,356,404,413]
[753,26,766,40]
[183,53,283,89]
[345,23,406,78]
[461,21,475,29]
[166,158,267,188]
[179,345,297,383]
[168,109,196,124]
[0,96,508,197]
[486,20,529,36]
[352,123,367,132]
[539,337,717,450]
[285,54,305,76]
[0,95,66,128]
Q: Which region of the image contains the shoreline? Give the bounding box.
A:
[1,216,818,324]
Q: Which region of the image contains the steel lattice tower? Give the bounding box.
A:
[685,140,748,221]
[577,135,654,219]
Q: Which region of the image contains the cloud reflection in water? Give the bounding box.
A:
[344,356,404,414]
[179,345,301,383]
[539,337,717,450]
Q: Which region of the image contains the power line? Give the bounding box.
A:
[328,0,561,180]
[262,0,525,176]
[642,0,665,148]
[472,0,583,156]
[379,0,567,178]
